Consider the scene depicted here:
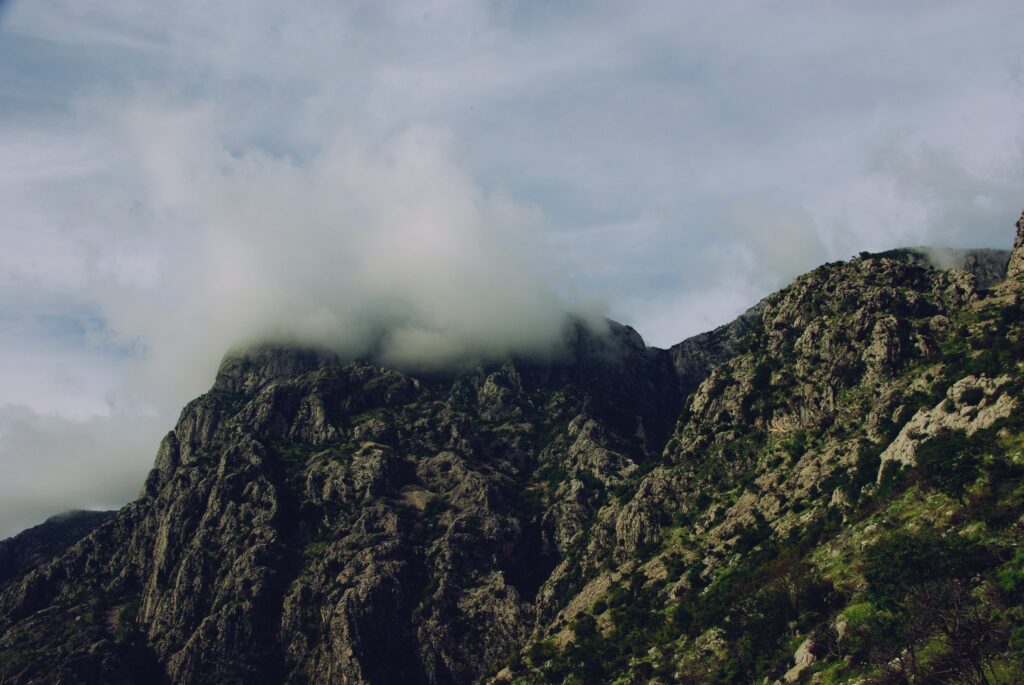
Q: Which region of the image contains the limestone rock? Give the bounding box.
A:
[783,637,817,683]
[1007,210,1024,280]
[878,374,1017,478]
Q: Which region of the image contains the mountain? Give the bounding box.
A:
[856,247,1011,289]
[1,217,1023,684]
[0,511,115,586]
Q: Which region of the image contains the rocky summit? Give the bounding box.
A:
[3,218,1024,685]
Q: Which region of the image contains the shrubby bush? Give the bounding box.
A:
[915,429,983,501]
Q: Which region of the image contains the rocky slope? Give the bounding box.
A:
[502,218,1024,684]
[1,218,1023,684]
[0,511,115,586]
[0,319,692,684]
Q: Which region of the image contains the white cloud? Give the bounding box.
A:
[0,405,162,538]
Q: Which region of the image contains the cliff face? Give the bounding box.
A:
[2,223,1024,685]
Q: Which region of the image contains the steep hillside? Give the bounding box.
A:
[502,221,1024,684]
[1,218,1022,685]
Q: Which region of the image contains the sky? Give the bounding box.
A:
[1,0,1023,536]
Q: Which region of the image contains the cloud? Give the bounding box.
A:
[863,135,1024,250]
[0,405,163,538]
[117,104,572,372]
[723,202,829,286]
[0,96,582,537]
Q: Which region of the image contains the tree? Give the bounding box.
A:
[916,430,983,501]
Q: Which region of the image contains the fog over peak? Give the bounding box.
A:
[104,103,579,388]
[0,105,591,535]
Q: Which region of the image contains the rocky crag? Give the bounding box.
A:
[2,218,1023,684]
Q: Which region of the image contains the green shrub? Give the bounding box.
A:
[862,530,988,607]
[526,639,556,666]
[915,429,982,501]
[572,614,597,640]
[997,548,1024,597]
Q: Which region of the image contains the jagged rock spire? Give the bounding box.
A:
[1007,209,1024,280]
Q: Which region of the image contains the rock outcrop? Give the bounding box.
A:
[860,246,1011,288]
[1008,210,1024,280]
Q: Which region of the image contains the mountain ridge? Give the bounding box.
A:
[2,231,1023,684]
[0,511,116,586]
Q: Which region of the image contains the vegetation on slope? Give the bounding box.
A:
[501,250,1024,684]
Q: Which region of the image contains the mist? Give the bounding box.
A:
[106,105,581,392]
[0,407,162,537]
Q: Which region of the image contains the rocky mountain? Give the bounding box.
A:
[858,247,1010,289]
[0,511,115,586]
[1,217,1023,684]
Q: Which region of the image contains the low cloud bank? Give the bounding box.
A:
[92,103,591,405]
